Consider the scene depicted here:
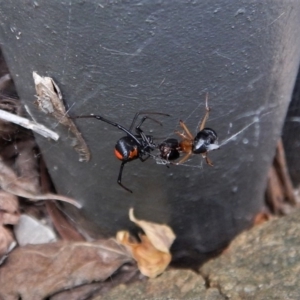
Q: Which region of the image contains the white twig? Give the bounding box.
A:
[0,109,59,141]
[289,117,300,122]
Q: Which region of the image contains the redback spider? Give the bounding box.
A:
[159,94,218,165]
[73,111,170,193]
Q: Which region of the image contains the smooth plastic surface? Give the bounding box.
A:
[1,1,300,260]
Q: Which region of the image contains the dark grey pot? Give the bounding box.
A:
[1,0,300,262]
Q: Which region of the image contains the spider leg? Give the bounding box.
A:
[135,116,163,130]
[72,114,143,147]
[117,161,133,193]
[202,152,214,167]
[199,93,211,131]
[139,154,150,162]
[135,116,161,150]
[175,151,192,165]
[179,120,194,140]
[129,111,170,131]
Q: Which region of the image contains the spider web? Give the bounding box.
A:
[153,93,263,169]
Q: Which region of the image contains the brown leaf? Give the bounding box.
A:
[49,264,139,300]
[13,138,40,194]
[117,209,176,278]
[45,201,85,241]
[0,158,81,208]
[0,239,133,300]
[266,165,285,214]
[33,72,91,162]
[117,231,172,279]
[0,190,19,225]
[0,96,22,138]
[253,211,271,226]
[0,226,15,262]
[129,208,176,253]
[265,139,296,215]
[274,139,296,205]
[0,74,12,91]
[40,157,84,241]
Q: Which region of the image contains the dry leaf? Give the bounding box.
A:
[117,208,176,278]
[0,74,12,91]
[0,239,134,300]
[45,201,85,241]
[49,264,138,300]
[0,190,19,225]
[253,211,271,226]
[129,208,176,253]
[14,214,57,246]
[0,157,81,208]
[33,71,91,162]
[13,138,40,193]
[40,157,85,241]
[117,231,172,278]
[0,226,16,264]
[0,98,41,191]
[0,96,23,138]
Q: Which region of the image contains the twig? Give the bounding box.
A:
[0,109,59,141]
